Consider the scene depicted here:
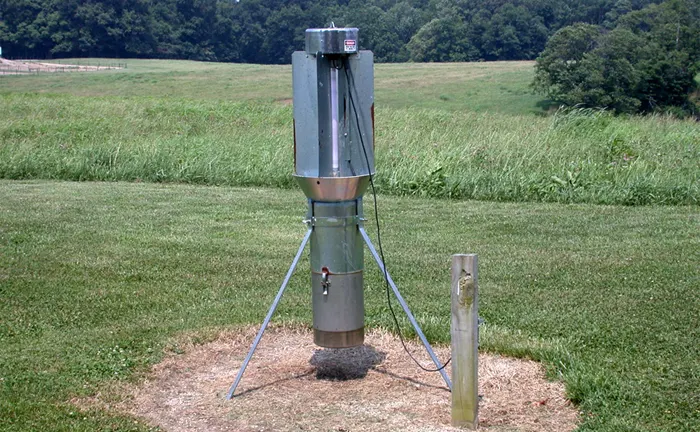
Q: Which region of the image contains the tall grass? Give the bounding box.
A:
[381,107,699,205]
[1,94,698,205]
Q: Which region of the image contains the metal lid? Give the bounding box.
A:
[305,27,359,55]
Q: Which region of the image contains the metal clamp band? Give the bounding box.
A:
[307,215,363,228]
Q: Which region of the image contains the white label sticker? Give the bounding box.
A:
[344,39,357,52]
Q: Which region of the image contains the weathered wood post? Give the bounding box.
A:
[451,254,478,429]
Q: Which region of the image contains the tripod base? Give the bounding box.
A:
[226,226,452,399]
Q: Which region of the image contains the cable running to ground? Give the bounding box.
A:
[342,58,450,373]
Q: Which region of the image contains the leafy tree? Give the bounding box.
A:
[0,0,675,63]
[226,0,269,64]
[603,0,633,28]
[0,0,57,58]
[407,17,477,62]
[480,4,549,60]
[261,4,328,64]
[533,0,699,115]
[383,1,427,61]
[532,23,604,105]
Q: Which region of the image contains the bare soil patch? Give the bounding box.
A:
[0,58,123,75]
[79,326,579,432]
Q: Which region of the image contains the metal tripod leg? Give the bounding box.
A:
[226,228,312,399]
[359,227,453,391]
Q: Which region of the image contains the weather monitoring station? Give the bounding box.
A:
[226,27,469,419]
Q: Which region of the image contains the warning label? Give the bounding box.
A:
[344,39,357,52]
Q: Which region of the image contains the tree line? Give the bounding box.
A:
[1,0,661,63]
[534,0,699,115]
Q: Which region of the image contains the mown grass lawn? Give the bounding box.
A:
[1,180,698,431]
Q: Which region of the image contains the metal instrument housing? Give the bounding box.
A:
[227,26,451,398]
[293,27,373,347]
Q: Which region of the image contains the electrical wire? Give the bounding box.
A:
[342,57,450,373]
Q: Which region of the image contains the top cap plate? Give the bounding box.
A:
[305,28,359,55]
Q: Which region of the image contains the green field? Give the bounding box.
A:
[1,59,542,114]
[1,60,698,206]
[1,181,698,431]
[1,59,699,432]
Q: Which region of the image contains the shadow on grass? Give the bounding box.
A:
[234,370,316,397]
[535,98,559,115]
[370,367,451,392]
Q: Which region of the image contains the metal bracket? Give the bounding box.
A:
[303,215,365,227]
[227,211,453,397]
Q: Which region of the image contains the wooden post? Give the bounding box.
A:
[451,254,478,429]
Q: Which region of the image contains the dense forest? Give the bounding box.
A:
[1,0,662,63]
[534,0,699,115]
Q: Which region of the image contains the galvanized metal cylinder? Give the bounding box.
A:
[293,27,373,348]
[310,200,364,347]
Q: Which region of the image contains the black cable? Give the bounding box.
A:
[342,58,450,373]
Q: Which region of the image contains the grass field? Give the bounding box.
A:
[1,65,698,205]
[0,181,698,431]
[0,59,543,114]
[1,59,699,431]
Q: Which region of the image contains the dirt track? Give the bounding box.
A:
[0,58,123,75]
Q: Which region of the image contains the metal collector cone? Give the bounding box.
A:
[294,175,371,202]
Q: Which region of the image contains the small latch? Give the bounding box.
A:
[321,267,331,295]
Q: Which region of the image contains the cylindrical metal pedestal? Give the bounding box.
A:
[310,200,364,348]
